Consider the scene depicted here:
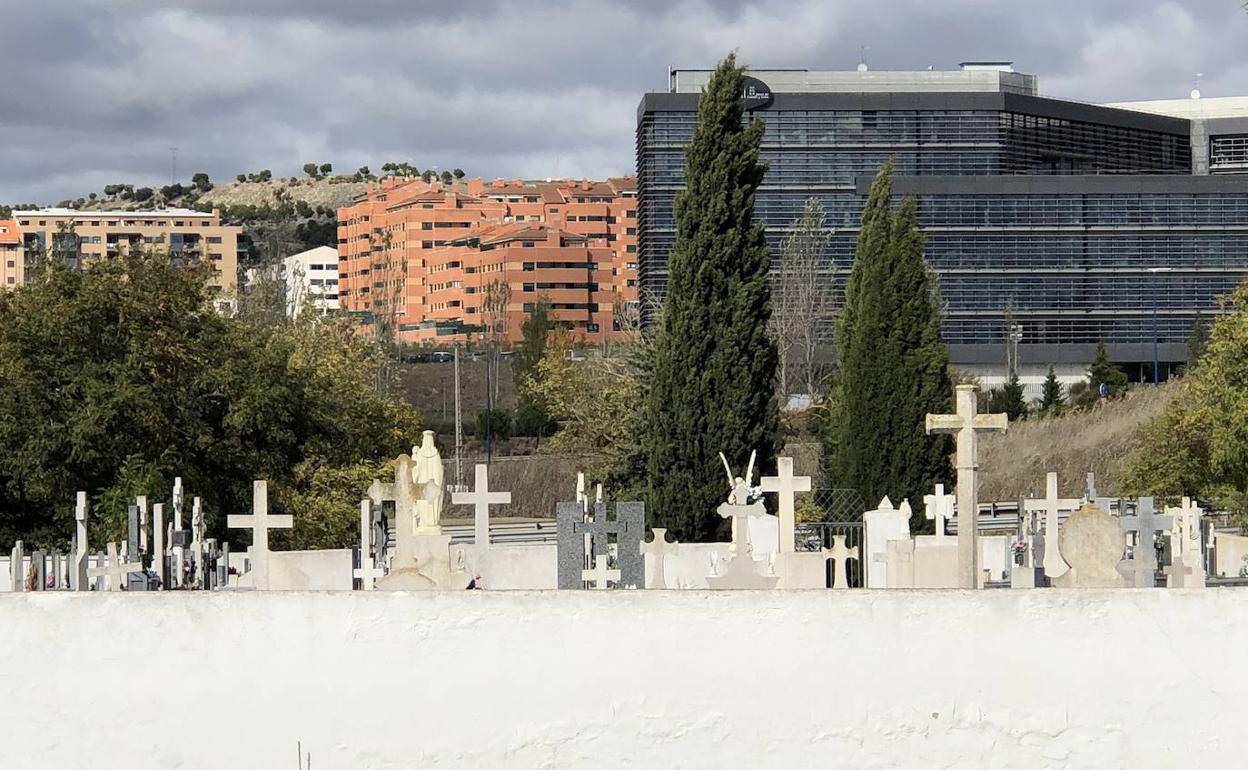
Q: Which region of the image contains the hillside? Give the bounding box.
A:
[977,381,1180,502]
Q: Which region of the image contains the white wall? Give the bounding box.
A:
[2,590,1244,769]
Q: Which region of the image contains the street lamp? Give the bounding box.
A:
[1148,267,1173,385]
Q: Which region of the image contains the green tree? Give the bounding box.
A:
[319,163,333,176]
[440,170,454,185]
[641,54,780,542]
[452,168,466,179]
[236,174,247,183]
[303,163,319,178]
[823,162,952,523]
[191,172,212,192]
[1073,341,1128,409]
[988,371,1027,421]
[1038,365,1065,416]
[1187,313,1210,367]
[514,297,554,384]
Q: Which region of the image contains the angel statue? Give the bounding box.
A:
[719,450,761,506]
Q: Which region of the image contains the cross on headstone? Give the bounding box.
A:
[451,463,511,548]
[70,491,89,591]
[582,554,620,590]
[354,499,384,590]
[923,484,955,540]
[1117,497,1171,588]
[227,480,292,590]
[1024,472,1081,580]
[556,500,645,589]
[760,456,812,554]
[926,385,1008,589]
[827,535,859,590]
[87,542,142,591]
[641,528,679,589]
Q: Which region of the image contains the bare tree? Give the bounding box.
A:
[482,278,512,401]
[771,197,835,403]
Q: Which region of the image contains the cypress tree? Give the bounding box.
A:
[825,163,952,526]
[1074,341,1128,408]
[642,54,779,542]
[989,371,1027,421]
[1039,365,1065,416]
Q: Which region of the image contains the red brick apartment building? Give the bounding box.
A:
[337,177,638,346]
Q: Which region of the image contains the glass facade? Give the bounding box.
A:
[637,90,1248,365]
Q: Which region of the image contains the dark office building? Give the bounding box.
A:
[636,64,1248,389]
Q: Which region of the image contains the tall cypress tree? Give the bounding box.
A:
[1039,365,1065,416]
[642,54,779,542]
[825,163,952,526]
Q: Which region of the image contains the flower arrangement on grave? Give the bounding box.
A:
[1011,536,1028,565]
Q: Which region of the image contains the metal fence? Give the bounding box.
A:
[795,521,866,587]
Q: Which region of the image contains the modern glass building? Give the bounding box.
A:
[636,64,1248,387]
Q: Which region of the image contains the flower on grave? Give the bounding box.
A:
[1011,537,1028,556]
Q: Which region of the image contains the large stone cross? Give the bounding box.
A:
[923,484,955,540]
[354,499,384,590]
[1118,497,1171,588]
[227,480,292,590]
[926,385,1008,588]
[827,535,859,590]
[582,554,620,590]
[760,457,811,554]
[1167,497,1206,587]
[88,542,141,591]
[1024,472,1081,580]
[69,491,89,591]
[641,528,679,589]
[452,463,511,548]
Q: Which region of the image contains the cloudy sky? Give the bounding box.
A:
[3,0,1247,204]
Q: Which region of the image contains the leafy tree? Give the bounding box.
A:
[440,170,454,185]
[133,187,154,203]
[319,163,333,176]
[421,170,435,183]
[988,371,1027,421]
[452,168,466,179]
[303,163,320,178]
[514,297,554,383]
[1073,341,1128,409]
[823,161,953,523]
[236,174,247,183]
[160,183,184,199]
[475,408,513,441]
[191,172,212,192]
[1038,365,1065,416]
[1187,313,1209,367]
[357,166,371,177]
[0,250,419,550]
[641,54,780,542]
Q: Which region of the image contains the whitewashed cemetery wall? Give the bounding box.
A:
[2,590,1243,770]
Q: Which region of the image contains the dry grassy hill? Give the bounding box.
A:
[200,176,367,211]
[977,382,1179,502]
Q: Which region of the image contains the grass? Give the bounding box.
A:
[977,382,1180,502]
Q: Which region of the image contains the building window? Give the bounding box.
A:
[523,283,535,292]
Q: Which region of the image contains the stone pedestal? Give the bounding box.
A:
[377,531,470,591]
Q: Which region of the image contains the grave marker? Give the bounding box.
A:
[70,492,89,591]
[451,463,511,548]
[1025,473,1081,581]
[828,535,859,590]
[641,528,679,589]
[1117,497,1171,588]
[760,457,811,554]
[152,503,167,588]
[354,499,384,590]
[582,555,621,590]
[227,480,292,591]
[924,484,955,540]
[87,542,142,592]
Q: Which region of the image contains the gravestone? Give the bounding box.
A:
[70,492,89,591]
[172,478,186,589]
[127,505,141,569]
[923,484,954,541]
[1166,497,1206,588]
[88,542,142,592]
[354,499,384,591]
[863,497,911,589]
[926,385,1009,589]
[10,540,24,593]
[555,500,645,589]
[152,503,167,588]
[31,550,45,591]
[828,536,859,590]
[760,457,811,554]
[227,480,293,591]
[1117,497,1171,588]
[191,497,205,589]
[1011,504,1038,589]
[582,555,621,590]
[451,463,511,549]
[1025,473,1081,581]
[1054,502,1128,588]
[641,528,679,589]
[374,449,470,591]
[136,496,149,556]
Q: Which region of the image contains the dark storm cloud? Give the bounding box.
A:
[3,0,1247,203]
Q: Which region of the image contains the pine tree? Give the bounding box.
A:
[825,163,952,527]
[991,370,1027,421]
[1039,365,1065,416]
[1074,341,1128,409]
[641,54,779,542]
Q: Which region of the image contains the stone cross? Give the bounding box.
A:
[717,500,769,559]
[641,528,679,589]
[70,491,89,591]
[88,542,142,591]
[1085,472,1098,502]
[923,484,955,540]
[927,385,1008,589]
[1024,472,1081,580]
[1165,552,1196,588]
[760,457,812,554]
[452,463,511,548]
[126,504,141,570]
[1117,497,1171,588]
[172,478,186,588]
[136,496,149,555]
[152,503,167,588]
[827,535,859,590]
[576,472,588,513]
[354,499,384,590]
[1167,497,1206,587]
[582,554,621,590]
[227,480,292,591]
[191,496,205,589]
[10,540,24,593]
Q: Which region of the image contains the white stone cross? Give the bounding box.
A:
[923,484,955,540]
[926,385,1008,589]
[227,480,292,590]
[136,496,149,555]
[152,503,166,588]
[191,496,205,589]
[70,491,89,591]
[717,500,768,558]
[1167,497,1206,587]
[760,457,812,554]
[354,499,384,590]
[827,535,859,590]
[87,542,142,591]
[576,472,587,513]
[582,554,620,590]
[452,463,511,548]
[172,477,186,588]
[1024,472,1081,580]
[641,528,680,589]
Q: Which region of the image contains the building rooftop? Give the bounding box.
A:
[668,65,1038,96]
[0,220,19,245]
[1105,95,1248,120]
[15,207,216,218]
